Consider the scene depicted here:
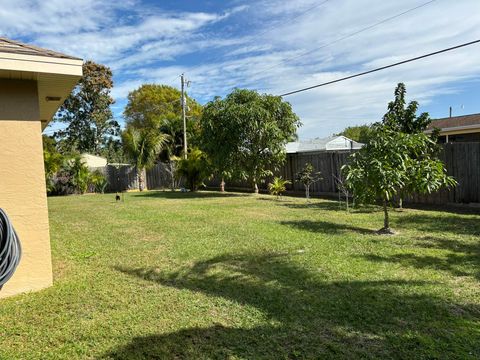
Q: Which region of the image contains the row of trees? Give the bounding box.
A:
[45,61,455,234]
[45,61,301,194]
[119,88,300,193]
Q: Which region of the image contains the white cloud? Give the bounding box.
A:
[3,0,480,138]
[180,0,480,138]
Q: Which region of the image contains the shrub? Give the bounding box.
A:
[176,149,211,192]
[44,148,64,194]
[268,177,291,199]
[47,155,109,195]
[90,170,108,194]
[68,156,91,194]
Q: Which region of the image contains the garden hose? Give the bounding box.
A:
[0,209,21,290]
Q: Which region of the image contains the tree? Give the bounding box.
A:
[200,96,241,192]
[53,61,119,154]
[296,163,322,201]
[382,83,434,209]
[176,148,211,192]
[124,84,203,190]
[122,128,168,191]
[383,83,431,133]
[336,124,373,144]
[343,123,456,234]
[102,138,126,164]
[124,84,202,148]
[201,89,301,193]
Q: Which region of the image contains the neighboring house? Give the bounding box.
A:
[81,153,108,169]
[0,38,82,299]
[426,113,480,143]
[286,136,363,154]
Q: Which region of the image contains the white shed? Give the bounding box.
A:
[286,136,363,154]
[81,153,108,169]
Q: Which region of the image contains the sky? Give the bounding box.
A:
[1,0,480,139]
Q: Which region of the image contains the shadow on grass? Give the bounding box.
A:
[362,236,480,280]
[130,190,243,200]
[396,213,480,236]
[404,202,480,216]
[280,200,380,213]
[280,220,376,235]
[107,253,479,359]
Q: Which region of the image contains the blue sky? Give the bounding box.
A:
[1,0,480,139]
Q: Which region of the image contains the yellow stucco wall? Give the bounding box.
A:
[0,79,39,120]
[0,81,53,299]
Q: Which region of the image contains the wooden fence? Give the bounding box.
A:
[407,142,480,204]
[207,151,352,195]
[104,165,139,192]
[104,163,181,192]
[102,143,480,204]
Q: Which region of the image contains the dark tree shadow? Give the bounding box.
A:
[396,214,480,236]
[106,253,480,359]
[280,220,376,235]
[362,236,480,280]
[403,202,480,216]
[130,190,243,200]
[281,201,380,213]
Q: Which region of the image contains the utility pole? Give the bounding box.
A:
[181,73,188,159]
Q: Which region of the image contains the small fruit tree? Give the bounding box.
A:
[342,123,456,234]
[296,163,322,201]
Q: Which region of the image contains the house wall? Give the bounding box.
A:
[0,79,39,120]
[0,80,53,299]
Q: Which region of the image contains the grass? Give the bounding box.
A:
[0,191,479,359]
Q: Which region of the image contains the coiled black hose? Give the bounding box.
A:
[0,209,21,289]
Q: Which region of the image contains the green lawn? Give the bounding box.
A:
[0,191,479,359]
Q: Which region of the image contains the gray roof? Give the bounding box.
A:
[0,37,81,60]
[286,136,363,153]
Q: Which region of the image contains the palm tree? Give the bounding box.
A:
[176,148,210,192]
[43,148,63,193]
[122,127,168,191]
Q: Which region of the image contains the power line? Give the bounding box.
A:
[279,39,480,97]
[253,0,331,40]
[242,0,437,87]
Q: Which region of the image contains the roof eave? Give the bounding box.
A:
[0,52,83,129]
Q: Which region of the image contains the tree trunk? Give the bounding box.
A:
[254,182,259,194]
[220,177,225,192]
[138,168,145,192]
[170,162,175,191]
[383,200,389,229]
[305,185,310,201]
[398,197,403,210]
[379,200,394,234]
[135,167,140,191]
